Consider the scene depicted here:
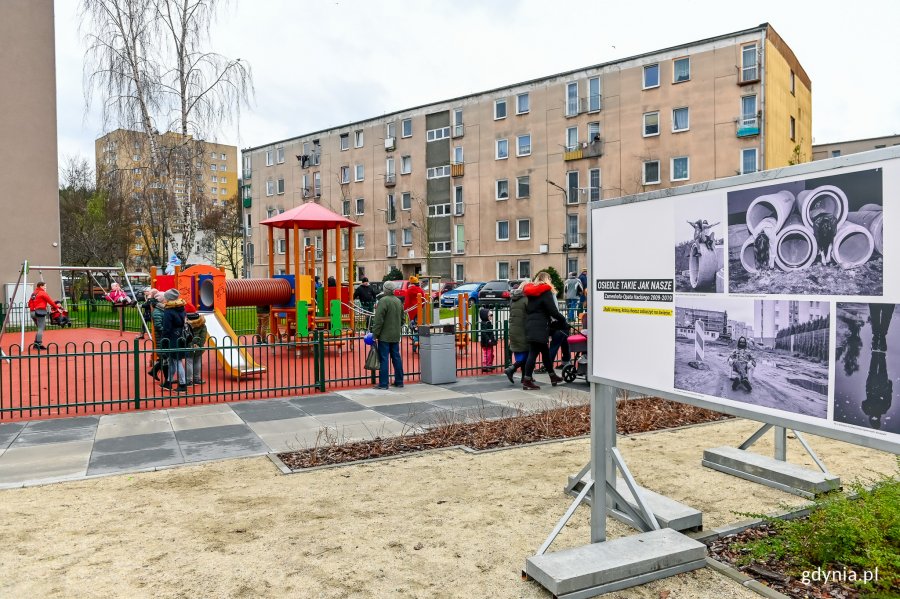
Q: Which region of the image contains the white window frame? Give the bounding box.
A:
[587,122,601,143]
[342,199,351,216]
[566,126,578,151]
[672,107,690,132]
[588,77,601,112]
[401,118,412,138]
[276,177,285,194]
[266,180,275,196]
[643,160,661,185]
[385,193,397,223]
[671,156,690,182]
[517,260,531,280]
[453,146,463,164]
[643,111,660,137]
[496,138,509,160]
[588,168,601,202]
[354,130,364,148]
[355,164,364,182]
[516,175,530,199]
[494,98,507,120]
[355,197,365,215]
[427,203,452,217]
[566,171,579,204]
[454,263,464,281]
[276,238,286,254]
[429,241,451,254]
[355,232,365,249]
[276,146,285,164]
[340,133,349,151]
[741,148,758,175]
[426,127,450,142]
[516,92,529,115]
[497,261,510,280]
[340,166,350,184]
[516,134,531,157]
[643,63,660,89]
[741,95,758,127]
[516,218,531,240]
[426,165,450,179]
[401,191,412,211]
[265,150,273,166]
[673,57,691,83]
[565,81,579,117]
[496,179,509,200]
[496,220,510,241]
[401,228,413,246]
[400,155,412,174]
[453,185,464,215]
[741,43,759,82]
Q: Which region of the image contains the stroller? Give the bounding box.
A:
[561,329,588,383]
[49,304,72,328]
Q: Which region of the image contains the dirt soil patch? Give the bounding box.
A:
[278,398,732,470]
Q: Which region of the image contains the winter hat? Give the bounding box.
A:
[145,288,158,298]
[409,275,419,284]
[383,280,397,293]
[569,272,577,278]
[361,277,369,283]
[479,307,490,321]
[185,303,197,313]
[164,288,180,302]
[186,312,201,321]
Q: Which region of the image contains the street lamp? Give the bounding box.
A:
[547,179,569,274]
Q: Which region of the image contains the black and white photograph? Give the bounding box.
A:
[727,169,884,295]
[674,297,830,418]
[674,194,726,293]
[834,303,900,435]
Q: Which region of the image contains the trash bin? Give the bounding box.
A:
[419,324,457,384]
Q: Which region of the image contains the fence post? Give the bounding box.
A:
[502,320,510,367]
[133,337,141,410]
[315,329,326,392]
[87,300,92,328]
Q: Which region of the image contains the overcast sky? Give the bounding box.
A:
[55,0,900,170]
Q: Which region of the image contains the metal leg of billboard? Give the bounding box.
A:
[524,384,707,598]
[702,424,840,499]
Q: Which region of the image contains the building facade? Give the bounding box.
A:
[95,129,238,270]
[242,23,811,283]
[812,134,900,161]
[754,300,828,346]
[0,0,61,302]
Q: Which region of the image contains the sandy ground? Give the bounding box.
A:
[0,418,896,599]
[675,338,829,418]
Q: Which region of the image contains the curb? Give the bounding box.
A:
[706,558,790,599]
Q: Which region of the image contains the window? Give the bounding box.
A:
[497,262,510,279]
[242,155,251,172]
[244,213,251,236]
[355,164,364,182]
[342,200,351,216]
[566,81,578,116]
[453,145,463,164]
[496,220,510,241]
[518,260,531,279]
[386,194,396,223]
[430,241,451,254]
[671,157,689,181]
[588,168,601,201]
[453,108,464,137]
[277,177,285,194]
[428,203,452,217]
[567,214,579,246]
[588,77,601,112]
[355,198,365,215]
[643,64,659,89]
[341,231,349,252]
[386,122,396,140]
[454,263,465,281]
[494,98,507,119]
[401,118,412,138]
[220,153,226,160]
[276,239,286,254]
[220,164,226,171]
[211,187,219,195]
[643,112,660,136]
[385,157,395,180]
[496,179,509,200]
[516,175,530,199]
[400,155,412,174]
[220,176,226,184]
[401,191,412,210]
[516,92,530,114]
[453,224,465,254]
[516,134,531,156]
[340,166,350,184]
[276,147,285,163]
[741,43,759,82]
[566,170,579,203]
[790,116,796,141]
[741,95,758,126]
[673,57,690,83]
[672,107,689,132]
[566,126,578,151]
[401,228,413,246]
[354,130,364,148]
[496,138,509,159]
[517,219,531,240]
[265,150,273,166]
[741,148,758,174]
[831,150,841,158]
[426,126,450,142]
[355,232,365,249]
[643,160,660,184]
[453,185,464,215]
[790,71,796,95]
[340,133,349,151]
[266,180,275,196]
[426,165,450,179]
[313,172,321,196]
[588,122,601,143]
[210,164,217,172]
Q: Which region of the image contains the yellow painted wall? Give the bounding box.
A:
[764,38,812,168]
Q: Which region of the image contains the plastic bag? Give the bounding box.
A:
[364,346,381,370]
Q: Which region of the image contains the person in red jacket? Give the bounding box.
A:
[521,272,567,390]
[403,275,425,352]
[27,281,60,351]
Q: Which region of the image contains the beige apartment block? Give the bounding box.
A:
[0,0,61,302]
[812,134,900,161]
[241,23,811,283]
[96,129,238,270]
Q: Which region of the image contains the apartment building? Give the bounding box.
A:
[754,300,829,346]
[95,129,238,269]
[242,23,810,283]
[812,134,900,161]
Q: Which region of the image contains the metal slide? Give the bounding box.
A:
[202,309,266,377]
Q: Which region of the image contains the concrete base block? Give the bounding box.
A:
[703,446,840,498]
[567,476,703,532]
[525,528,706,598]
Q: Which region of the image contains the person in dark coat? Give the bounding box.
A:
[353,277,378,328]
[521,272,566,390]
[160,288,187,391]
[148,290,169,381]
[479,307,497,372]
[371,280,404,389]
[504,286,529,383]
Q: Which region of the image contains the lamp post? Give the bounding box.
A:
[547,179,569,274]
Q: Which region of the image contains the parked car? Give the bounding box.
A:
[439,282,486,308]
[477,279,525,307]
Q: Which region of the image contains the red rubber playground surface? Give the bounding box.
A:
[0,327,484,422]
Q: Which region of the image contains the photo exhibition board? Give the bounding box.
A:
[589,150,900,453]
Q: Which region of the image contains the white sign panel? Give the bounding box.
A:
[590,150,900,453]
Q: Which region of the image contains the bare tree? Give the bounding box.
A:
[197,193,243,278]
[81,0,252,264]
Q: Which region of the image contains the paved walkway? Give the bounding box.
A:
[0,373,589,488]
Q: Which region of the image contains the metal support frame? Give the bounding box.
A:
[738,423,831,475]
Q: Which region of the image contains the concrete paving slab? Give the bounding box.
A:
[0,440,93,485]
[312,409,396,428]
[253,429,327,453]
[426,396,503,411]
[451,404,515,422]
[244,416,322,436]
[166,403,236,417]
[13,425,97,447]
[475,391,552,413]
[372,402,453,428]
[21,416,99,433]
[169,411,244,432]
[443,378,517,394]
[0,422,26,450]
[87,432,183,476]
[95,411,172,440]
[174,424,269,462]
[289,395,367,416]
[320,418,408,442]
[230,399,308,422]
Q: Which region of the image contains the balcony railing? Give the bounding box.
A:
[565,232,587,249]
[384,173,396,187]
[563,138,604,161]
[451,162,465,177]
[384,137,396,151]
[736,116,760,138]
[564,145,583,161]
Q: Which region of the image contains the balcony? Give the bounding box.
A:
[563,145,583,161]
[384,173,396,187]
[452,124,464,138]
[451,162,465,177]
[736,116,760,138]
[385,137,396,151]
[565,232,587,250]
[564,138,604,161]
[242,169,251,180]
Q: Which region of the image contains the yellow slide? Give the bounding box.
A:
[203,309,266,378]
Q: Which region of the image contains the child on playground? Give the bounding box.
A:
[479,307,497,372]
[728,336,757,391]
[105,282,134,306]
[184,304,208,386]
